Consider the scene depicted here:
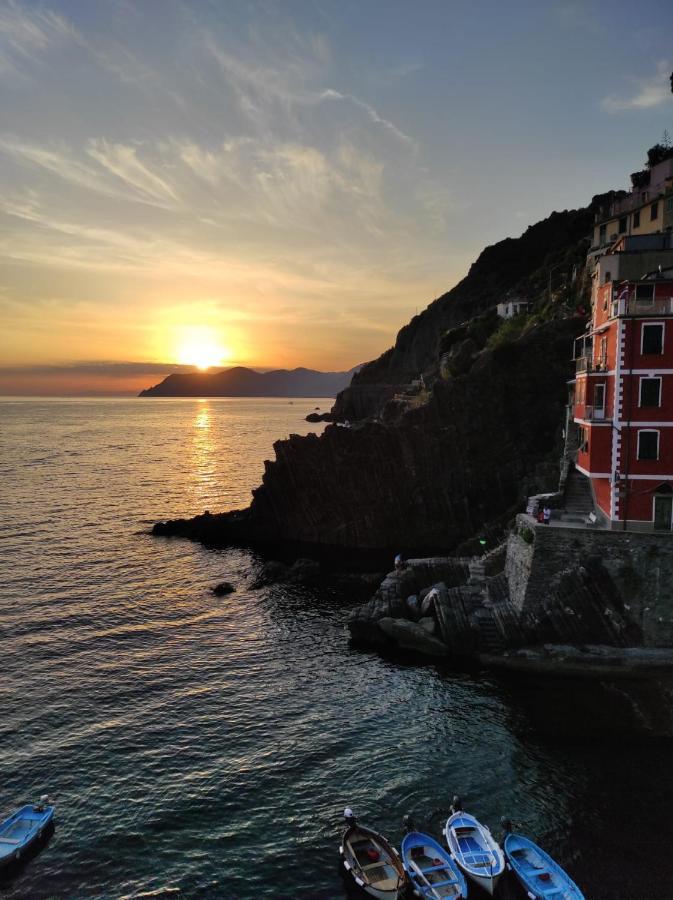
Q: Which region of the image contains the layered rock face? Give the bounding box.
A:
[154,318,583,551]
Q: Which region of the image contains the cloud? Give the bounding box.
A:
[0,361,197,376]
[319,89,416,150]
[86,139,179,205]
[0,0,74,76]
[602,61,673,112]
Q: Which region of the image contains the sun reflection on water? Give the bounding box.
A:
[191,402,218,508]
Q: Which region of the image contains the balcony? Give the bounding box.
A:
[583,405,611,422]
[575,356,609,374]
[611,296,673,318]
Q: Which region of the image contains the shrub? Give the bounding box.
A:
[520,526,534,544]
[486,314,532,350]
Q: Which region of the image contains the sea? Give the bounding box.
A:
[1,397,672,899]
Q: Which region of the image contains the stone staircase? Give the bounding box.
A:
[562,467,595,524]
[476,613,507,652]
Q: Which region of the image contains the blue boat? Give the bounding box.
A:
[401,830,468,898]
[0,797,55,867]
[504,833,584,900]
[443,812,504,896]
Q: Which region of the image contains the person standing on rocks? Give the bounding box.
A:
[543,506,551,525]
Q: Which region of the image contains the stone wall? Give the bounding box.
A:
[507,514,673,646]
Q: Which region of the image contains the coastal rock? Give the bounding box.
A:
[252,557,322,588]
[406,595,421,620]
[211,581,235,596]
[252,560,290,587]
[421,587,439,616]
[418,616,436,634]
[288,558,321,582]
[305,412,334,423]
[378,618,448,657]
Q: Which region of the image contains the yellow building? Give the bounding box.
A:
[592,157,673,249]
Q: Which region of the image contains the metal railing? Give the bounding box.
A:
[575,357,609,374]
[611,296,673,317]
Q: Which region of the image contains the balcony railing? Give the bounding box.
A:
[584,405,610,422]
[611,297,673,317]
[575,357,609,374]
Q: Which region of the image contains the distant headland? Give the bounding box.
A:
[139,365,358,398]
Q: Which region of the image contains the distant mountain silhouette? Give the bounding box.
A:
[139,365,357,397]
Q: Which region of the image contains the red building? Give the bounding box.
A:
[573,269,673,530]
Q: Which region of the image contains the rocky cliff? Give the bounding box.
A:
[333,199,603,420]
[152,194,619,552]
[154,317,584,551]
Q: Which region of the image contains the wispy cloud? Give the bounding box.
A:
[319,89,416,150]
[86,139,179,205]
[0,0,74,75]
[602,60,673,112]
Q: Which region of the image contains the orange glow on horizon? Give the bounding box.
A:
[175,325,232,371]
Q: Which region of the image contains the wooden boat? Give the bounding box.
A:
[340,810,408,898]
[0,797,54,867]
[401,830,468,898]
[504,833,584,899]
[443,811,504,896]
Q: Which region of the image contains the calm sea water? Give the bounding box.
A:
[1,398,672,899]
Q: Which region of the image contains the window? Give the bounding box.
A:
[640,378,661,407]
[638,430,659,460]
[651,202,659,221]
[599,335,608,368]
[667,197,673,213]
[594,383,606,411]
[642,323,664,354]
[604,270,612,283]
[619,216,628,233]
[636,283,654,302]
[633,210,641,228]
[599,224,606,243]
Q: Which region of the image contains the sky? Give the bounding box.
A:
[1,0,673,395]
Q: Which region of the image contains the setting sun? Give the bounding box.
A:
[175,326,231,370]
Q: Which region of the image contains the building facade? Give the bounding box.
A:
[496,298,530,319]
[591,157,673,251]
[573,272,673,530]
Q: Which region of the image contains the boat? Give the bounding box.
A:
[401,829,468,898]
[443,811,504,896]
[0,797,55,867]
[504,832,585,899]
[339,809,409,898]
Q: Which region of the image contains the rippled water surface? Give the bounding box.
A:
[2,398,673,899]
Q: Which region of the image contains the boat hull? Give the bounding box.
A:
[504,833,584,900]
[0,805,55,868]
[444,811,504,896]
[340,823,407,898]
[401,830,467,898]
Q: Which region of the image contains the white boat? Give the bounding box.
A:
[443,811,504,896]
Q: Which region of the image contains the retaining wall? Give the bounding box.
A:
[507,514,673,646]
